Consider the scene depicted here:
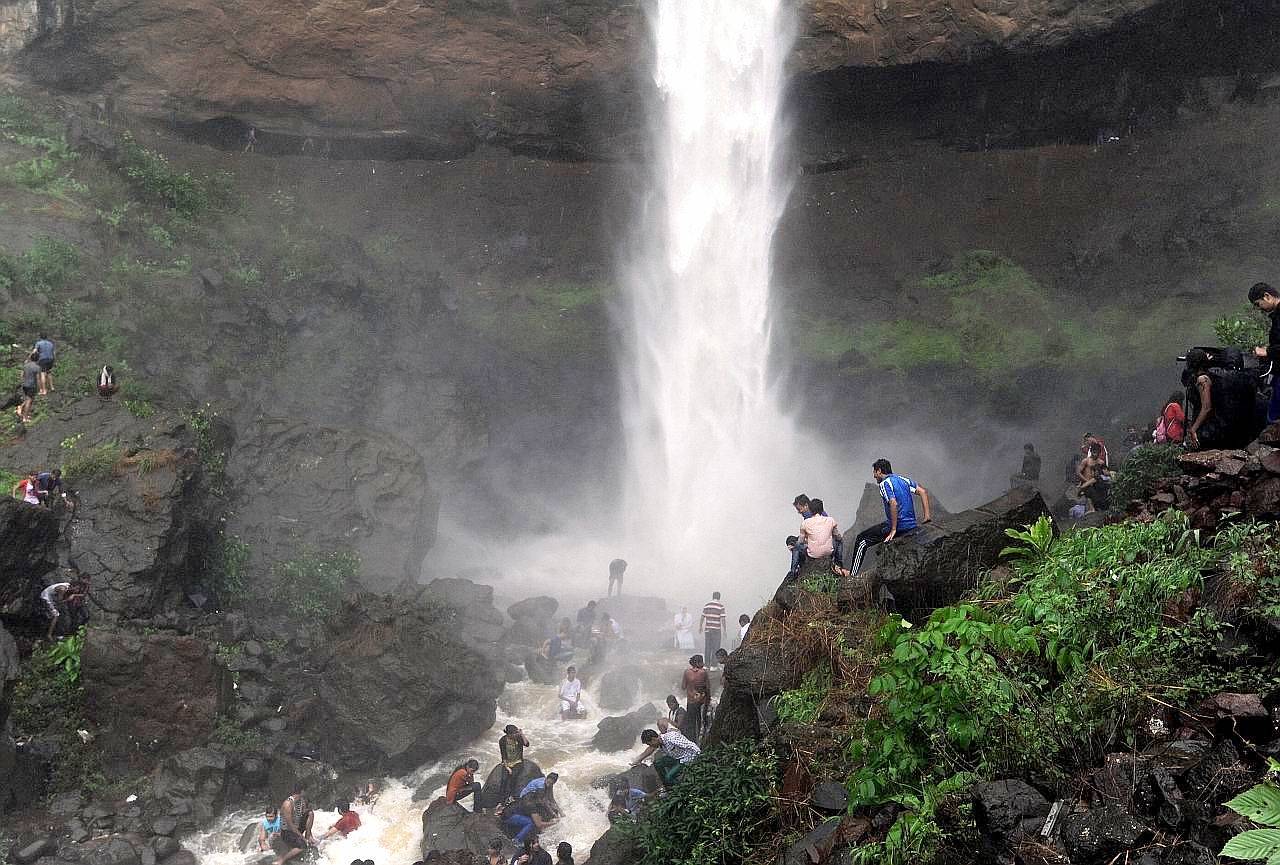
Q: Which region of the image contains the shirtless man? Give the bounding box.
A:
[1077,445,1109,513]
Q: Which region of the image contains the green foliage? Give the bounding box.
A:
[272,549,360,619]
[124,398,156,419]
[1110,444,1184,506]
[211,715,264,752]
[801,568,841,594]
[624,740,779,865]
[14,236,80,293]
[774,663,832,725]
[63,441,122,482]
[458,280,613,357]
[211,534,251,601]
[851,774,976,865]
[0,92,62,140]
[118,133,230,217]
[48,628,86,684]
[185,404,226,480]
[999,515,1055,564]
[1222,773,1280,862]
[1214,304,1270,350]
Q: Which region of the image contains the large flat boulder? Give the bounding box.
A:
[592,703,659,752]
[858,486,1051,619]
[420,799,510,858]
[0,498,59,614]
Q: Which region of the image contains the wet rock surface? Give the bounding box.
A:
[592,703,659,753]
[420,799,509,858]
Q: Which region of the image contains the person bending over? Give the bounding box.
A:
[320,802,360,840]
[849,459,932,577]
[632,718,700,789]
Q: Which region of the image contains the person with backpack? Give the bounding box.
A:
[1153,392,1186,444]
[1249,281,1280,423]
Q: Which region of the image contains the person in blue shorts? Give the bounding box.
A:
[848,459,933,577]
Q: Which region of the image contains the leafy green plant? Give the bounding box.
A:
[48,628,86,684]
[1215,305,1269,350]
[1221,768,1280,862]
[851,774,976,865]
[773,663,832,725]
[124,398,155,419]
[623,740,779,865]
[272,549,360,619]
[118,133,229,217]
[17,236,80,292]
[1109,444,1183,507]
[212,534,251,600]
[1000,515,1055,564]
[211,715,264,751]
[63,441,122,481]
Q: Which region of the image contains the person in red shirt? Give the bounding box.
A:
[445,759,483,811]
[320,803,360,840]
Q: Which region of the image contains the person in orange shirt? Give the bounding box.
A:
[446,759,482,812]
[320,803,360,840]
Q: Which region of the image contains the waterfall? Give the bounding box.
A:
[621,0,802,601]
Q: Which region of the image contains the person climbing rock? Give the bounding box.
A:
[36,468,63,508]
[97,365,119,399]
[497,725,530,802]
[607,558,627,597]
[849,459,933,577]
[320,802,360,840]
[501,796,555,847]
[17,351,40,422]
[1251,281,1280,423]
[699,591,726,663]
[518,773,558,816]
[445,759,482,811]
[633,719,700,789]
[680,654,710,741]
[33,334,55,395]
[257,806,282,852]
[276,783,313,865]
[558,667,582,720]
[737,613,751,646]
[41,580,72,640]
[13,471,40,505]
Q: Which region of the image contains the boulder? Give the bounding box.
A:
[597,666,643,711]
[782,818,841,865]
[0,498,59,613]
[420,798,508,858]
[1060,807,1151,865]
[972,779,1050,838]
[860,487,1051,618]
[480,759,543,809]
[420,579,508,670]
[82,629,228,773]
[412,770,453,802]
[150,748,229,832]
[593,764,662,797]
[592,703,660,752]
[14,838,56,865]
[811,781,849,814]
[848,482,952,535]
[81,838,141,865]
[586,826,640,865]
[524,650,561,686]
[507,596,558,622]
[283,592,501,773]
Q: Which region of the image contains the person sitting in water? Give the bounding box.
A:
[445,759,482,811]
[633,718,701,789]
[558,667,583,720]
[256,806,282,853]
[320,802,361,840]
[497,725,530,802]
[518,772,559,815]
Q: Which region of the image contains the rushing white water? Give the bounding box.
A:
[183,661,692,865]
[621,0,808,600]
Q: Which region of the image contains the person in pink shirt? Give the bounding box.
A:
[798,498,840,562]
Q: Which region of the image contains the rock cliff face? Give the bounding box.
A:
[10,0,1194,156]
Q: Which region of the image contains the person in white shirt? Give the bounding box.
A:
[738,614,751,647]
[558,666,583,720]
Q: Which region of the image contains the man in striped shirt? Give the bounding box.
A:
[699,592,726,666]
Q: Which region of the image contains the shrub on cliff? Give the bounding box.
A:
[1109,443,1182,507]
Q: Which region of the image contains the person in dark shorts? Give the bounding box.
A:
[275,783,313,865]
[17,351,40,423]
[33,335,55,395]
[607,558,627,597]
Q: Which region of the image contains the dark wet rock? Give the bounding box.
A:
[592,764,661,797]
[420,798,507,857]
[420,578,508,671]
[586,826,640,865]
[158,852,196,865]
[858,486,1052,618]
[283,592,501,773]
[1060,807,1151,864]
[15,839,56,865]
[82,838,141,865]
[523,650,560,685]
[592,703,659,752]
[507,596,558,622]
[150,817,178,837]
[597,666,643,711]
[82,629,228,773]
[811,781,850,814]
[504,663,526,684]
[0,498,59,612]
[480,759,543,809]
[149,839,179,860]
[149,748,228,831]
[1163,841,1217,865]
[1197,691,1268,719]
[973,779,1050,838]
[1143,739,1213,776]
[783,818,841,865]
[225,418,437,592]
[412,770,453,802]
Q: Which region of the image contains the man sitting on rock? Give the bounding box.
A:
[275,783,313,865]
[849,459,933,578]
[320,802,361,840]
[798,497,840,571]
[558,667,583,720]
[445,759,482,811]
[633,718,701,789]
[497,725,531,802]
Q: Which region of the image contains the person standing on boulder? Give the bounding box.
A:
[559,667,583,720]
[699,591,726,664]
[497,724,530,802]
[1250,281,1280,422]
[849,459,933,578]
[607,558,627,597]
[680,655,711,742]
[445,759,482,811]
[275,783,313,865]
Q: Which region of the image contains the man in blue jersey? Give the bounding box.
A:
[848,459,932,577]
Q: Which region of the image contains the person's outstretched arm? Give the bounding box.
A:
[631,744,658,766]
[1188,375,1213,445]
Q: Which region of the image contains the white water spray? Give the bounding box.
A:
[622,0,807,601]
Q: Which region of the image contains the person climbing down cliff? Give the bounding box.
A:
[445,759,482,811]
[41,580,73,640]
[275,783,313,865]
[497,725,530,802]
[1250,281,1280,423]
[33,334,55,395]
[633,719,700,789]
[849,459,933,577]
[97,365,119,399]
[320,802,361,840]
[1184,349,1262,449]
[607,558,627,597]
